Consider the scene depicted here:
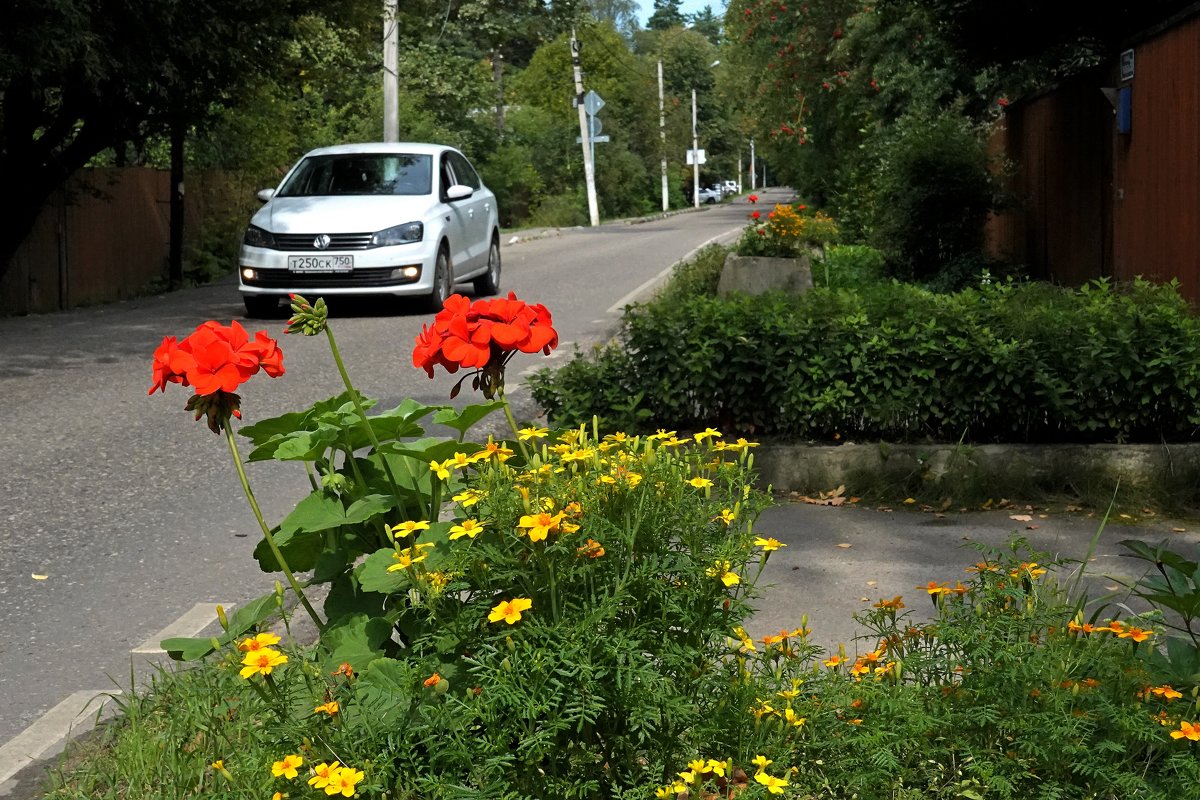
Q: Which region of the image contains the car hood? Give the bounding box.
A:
[252,196,433,234]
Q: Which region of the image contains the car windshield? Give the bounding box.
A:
[276,153,433,197]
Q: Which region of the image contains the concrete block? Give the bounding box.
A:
[717,254,813,297]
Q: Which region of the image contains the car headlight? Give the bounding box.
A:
[372,221,423,247]
[243,225,275,248]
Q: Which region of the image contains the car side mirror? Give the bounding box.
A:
[256,188,276,203]
[446,184,474,201]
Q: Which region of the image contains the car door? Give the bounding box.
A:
[438,153,470,277]
[447,151,491,269]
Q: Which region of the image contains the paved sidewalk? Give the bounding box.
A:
[747,500,1200,653]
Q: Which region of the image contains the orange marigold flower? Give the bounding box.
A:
[1169,720,1200,741]
[423,672,442,688]
[1152,685,1184,701]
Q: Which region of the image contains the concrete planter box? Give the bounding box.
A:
[754,441,1200,495]
[717,253,813,297]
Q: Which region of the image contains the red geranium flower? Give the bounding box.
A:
[413,292,558,398]
[750,210,761,220]
[150,321,285,431]
[748,194,759,204]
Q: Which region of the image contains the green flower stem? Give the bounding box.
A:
[224,425,325,633]
[323,326,403,501]
[495,385,531,462]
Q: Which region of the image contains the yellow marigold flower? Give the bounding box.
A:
[449,518,487,540]
[561,447,596,463]
[751,699,775,719]
[313,701,339,716]
[448,451,474,470]
[731,626,757,653]
[518,426,550,440]
[386,543,433,571]
[717,508,737,525]
[732,437,760,450]
[761,631,787,646]
[784,707,806,727]
[453,489,484,508]
[693,427,723,442]
[237,632,281,652]
[706,758,728,777]
[426,570,452,592]
[850,660,871,678]
[211,759,224,770]
[488,597,533,624]
[755,536,786,551]
[272,793,282,800]
[474,437,515,462]
[754,771,789,794]
[823,655,844,668]
[687,477,714,489]
[308,762,340,789]
[648,429,676,441]
[874,596,905,610]
[1010,562,1047,579]
[239,648,288,679]
[662,436,691,448]
[1117,626,1153,642]
[706,561,740,587]
[272,754,304,779]
[387,519,430,540]
[576,538,605,558]
[429,459,452,480]
[604,431,631,443]
[1170,720,1200,741]
[1152,685,1184,700]
[687,759,709,773]
[325,764,364,796]
[598,474,617,485]
[654,787,674,799]
[750,755,772,771]
[517,511,562,542]
[777,688,800,700]
[919,581,950,596]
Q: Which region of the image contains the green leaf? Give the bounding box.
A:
[161,591,281,662]
[253,528,325,573]
[239,391,372,448]
[354,657,416,726]
[279,492,396,536]
[320,614,394,673]
[433,401,506,438]
[357,547,412,594]
[323,572,386,620]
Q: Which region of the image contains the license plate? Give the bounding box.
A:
[288,255,353,272]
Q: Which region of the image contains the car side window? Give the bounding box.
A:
[448,152,481,191]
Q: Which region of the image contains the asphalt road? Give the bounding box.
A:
[0,194,771,747]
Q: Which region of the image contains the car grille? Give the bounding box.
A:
[271,233,376,251]
[247,268,416,288]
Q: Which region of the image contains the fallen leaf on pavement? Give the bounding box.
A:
[1009,514,1033,522]
[1172,527,1187,533]
[836,543,853,549]
[903,498,916,505]
[1105,585,1119,591]
[866,581,877,587]
[32,574,48,580]
[1026,524,1039,530]
[797,485,848,506]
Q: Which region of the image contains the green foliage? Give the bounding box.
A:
[870,107,1000,281]
[530,278,1200,443]
[1118,539,1200,685]
[813,244,887,289]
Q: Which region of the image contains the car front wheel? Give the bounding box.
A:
[427,246,453,312]
[473,237,501,296]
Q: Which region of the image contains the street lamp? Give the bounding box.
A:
[693,60,720,209]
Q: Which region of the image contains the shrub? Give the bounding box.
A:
[870,107,1000,283]
[812,243,887,289]
[530,278,1200,443]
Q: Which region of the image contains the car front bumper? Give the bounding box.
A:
[238,239,437,298]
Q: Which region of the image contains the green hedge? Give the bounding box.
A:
[528,278,1200,443]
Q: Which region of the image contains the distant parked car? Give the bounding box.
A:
[697,186,722,204]
[722,180,740,195]
[238,142,500,317]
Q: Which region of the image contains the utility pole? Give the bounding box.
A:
[383,0,399,142]
[737,156,743,194]
[571,29,600,227]
[692,88,699,208]
[493,48,505,137]
[749,138,756,191]
[658,60,668,212]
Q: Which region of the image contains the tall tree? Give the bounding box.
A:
[688,6,722,45]
[0,0,334,281]
[647,0,686,30]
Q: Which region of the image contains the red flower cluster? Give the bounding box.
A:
[748,194,759,204]
[413,293,557,396]
[750,210,761,220]
[150,321,285,397]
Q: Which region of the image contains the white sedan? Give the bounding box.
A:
[238,142,501,316]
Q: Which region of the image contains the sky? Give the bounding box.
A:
[636,0,727,27]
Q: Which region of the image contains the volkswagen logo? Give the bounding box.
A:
[313,234,331,250]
